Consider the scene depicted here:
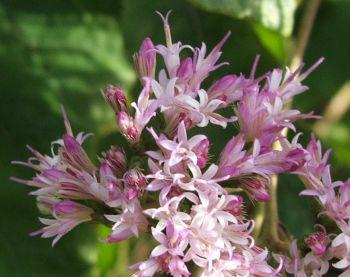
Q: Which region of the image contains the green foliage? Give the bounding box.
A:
[252,23,289,63]
[0,1,133,275]
[188,0,297,36]
[93,226,130,276]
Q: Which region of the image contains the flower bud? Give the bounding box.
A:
[165,112,193,138]
[102,85,127,113]
[176,57,193,81]
[124,167,147,200]
[116,112,139,142]
[305,231,329,256]
[63,134,96,173]
[53,200,81,215]
[101,146,127,177]
[192,138,210,168]
[241,176,270,202]
[134,38,156,79]
[37,197,57,214]
[208,74,242,103]
[285,148,306,171]
[225,195,244,218]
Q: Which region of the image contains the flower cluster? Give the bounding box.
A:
[281,134,350,276]
[11,11,349,276]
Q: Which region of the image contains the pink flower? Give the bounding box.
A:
[31,199,93,246]
[208,74,244,105]
[238,248,282,276]
[190,31,231,91]
[105,200,148,243]
[236,62,321,148]
[13,11,350,277]
[176,89,237,128]
[305,230,330,256]
[132,78,159,138]
[217,134,251,178]
[151,221,188,258]
[299,165,340,206]
[251,138,306,176]
[303,134,331,179]
[179,163,228,194]
[146,159,185,205]
[144,194,195,231]
[284,240,307,276]
[332,233,350,271]
[149,121,209,168]
[62,134,96,174]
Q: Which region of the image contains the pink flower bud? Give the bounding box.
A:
[102,146,127,177]
[134,37,156,79]
[63,134,96,173]
[116,111,139,142]
[285,148,306,171]
[102,85,127,113]
[192,138,210,168]
[53,200,81,215]
[124,168,147,200]
[208,74,242,103]
[241,176,270,202]
[176,57,193,81]
[225,195,244,218]
[305,231,329,256]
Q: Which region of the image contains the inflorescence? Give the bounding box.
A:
[11,11,350,277]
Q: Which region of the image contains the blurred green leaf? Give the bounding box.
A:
[188,0,297,36]
[252,22,290,63]
[92,226,130,277]
[0,1,133,275]
[278,175,315,238]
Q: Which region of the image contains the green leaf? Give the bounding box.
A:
[188,0,297,36]
[92,226,130,277]
[252,22,289,63]
[0,2,133,276]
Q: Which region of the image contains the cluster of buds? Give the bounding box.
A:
[11,11,350,277]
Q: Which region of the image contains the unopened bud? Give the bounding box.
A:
[225,195,244,218]
[134,38,156,79]
[102,85,127,113]
[285,148,306,171]
[116,112,139,142]
[102,146,127,177]
[241,176,270,202]
[193,138,210,168]
[208,74,242,103]
[63,134,96,173]
[176,57,193,81]
[124,168,147,200]
[53,200,81,215]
